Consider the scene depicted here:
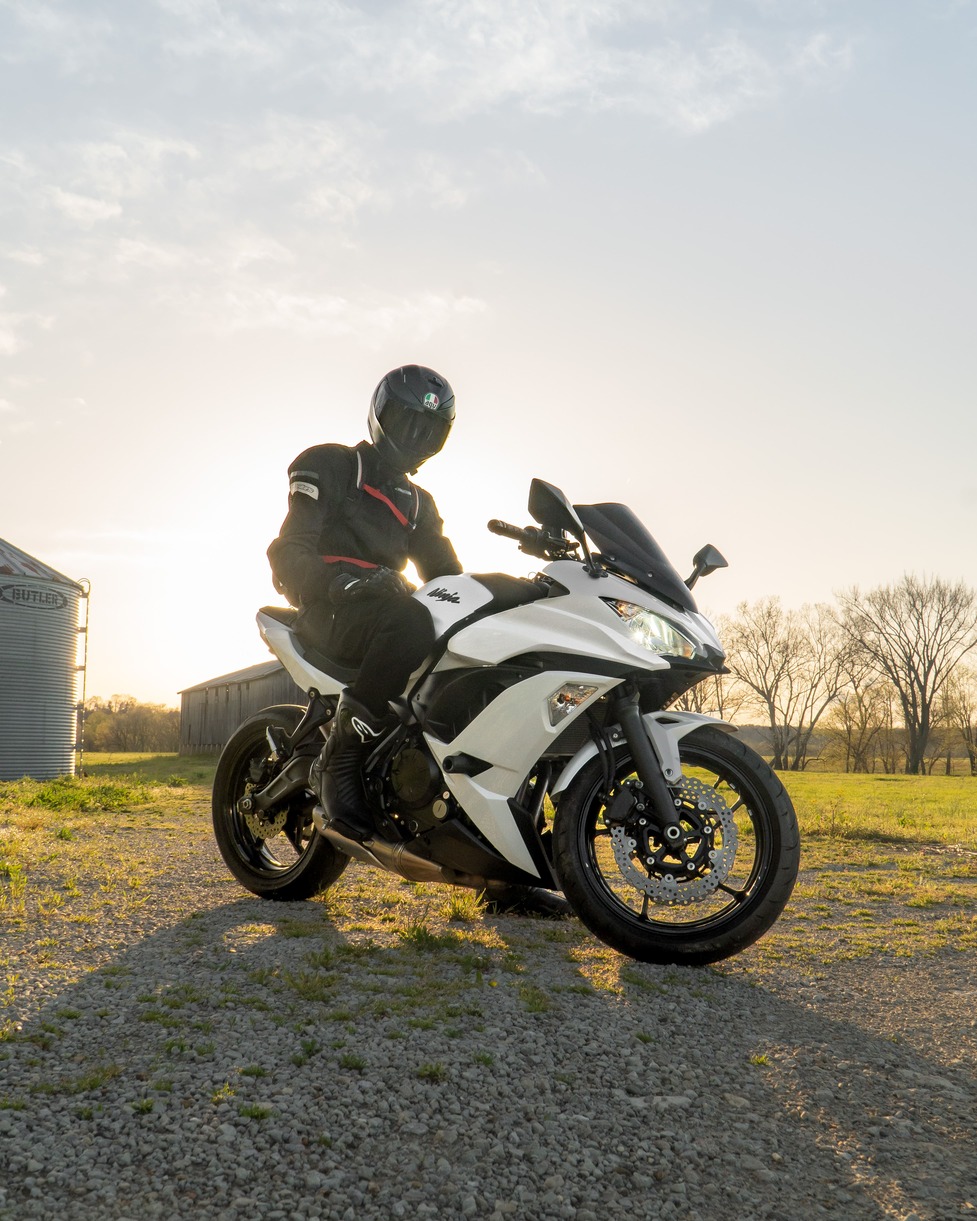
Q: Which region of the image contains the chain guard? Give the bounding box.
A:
[608,775,738,905]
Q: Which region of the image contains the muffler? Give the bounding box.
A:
[312,807,483,887]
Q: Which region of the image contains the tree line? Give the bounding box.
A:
[679,575,977,775]
[80,696,180,753]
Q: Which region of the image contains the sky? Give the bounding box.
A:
[1,0,975,706]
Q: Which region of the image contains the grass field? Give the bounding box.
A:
[1,753,976,994]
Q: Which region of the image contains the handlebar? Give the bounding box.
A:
[487,518,577,561]
[487,519,528,542]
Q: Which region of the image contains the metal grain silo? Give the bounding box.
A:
[0,539,86,780]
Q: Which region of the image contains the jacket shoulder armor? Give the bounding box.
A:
[288,442,356,478]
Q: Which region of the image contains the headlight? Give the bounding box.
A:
[606,600,698,660]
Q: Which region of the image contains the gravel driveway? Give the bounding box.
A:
[2,824,975,1221]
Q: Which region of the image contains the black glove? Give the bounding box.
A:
[329,566,414,604]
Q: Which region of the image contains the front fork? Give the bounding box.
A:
[610,689,684,845]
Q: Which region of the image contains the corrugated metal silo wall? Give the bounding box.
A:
[180,667,308,754]
[0,578,80,780]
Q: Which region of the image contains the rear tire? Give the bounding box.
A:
[553,726,799,964]
[212,704,348,901]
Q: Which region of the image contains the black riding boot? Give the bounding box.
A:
[312,691,391,842]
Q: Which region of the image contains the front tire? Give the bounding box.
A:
[553,726,799,964]
[212,704,348,900]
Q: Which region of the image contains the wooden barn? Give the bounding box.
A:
[179,661,307,754]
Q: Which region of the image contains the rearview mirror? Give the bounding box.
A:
[528,478,585,541]
[685,544,728,590]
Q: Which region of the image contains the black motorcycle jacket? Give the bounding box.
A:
[268,440,462,607]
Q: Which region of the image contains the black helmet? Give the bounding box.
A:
[368,365,455,473]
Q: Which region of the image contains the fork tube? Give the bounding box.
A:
[612,690,684,845]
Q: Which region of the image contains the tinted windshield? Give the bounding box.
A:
[574,502,697,613]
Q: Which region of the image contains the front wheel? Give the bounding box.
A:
[212,704,348,901]
[553,725,799,964]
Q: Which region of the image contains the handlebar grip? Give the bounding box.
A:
[487,519,527,541]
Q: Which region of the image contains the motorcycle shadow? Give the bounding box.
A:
[4,882,974,1220]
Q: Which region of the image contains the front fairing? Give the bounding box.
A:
[439,561,724,674]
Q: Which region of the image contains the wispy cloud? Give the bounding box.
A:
[0,0,857,355]
[2,1,856,132]
[183,284,487,341]
[150,0,856,130]
[47,187,122,226]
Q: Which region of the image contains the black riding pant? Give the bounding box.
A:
[296,593,436,718]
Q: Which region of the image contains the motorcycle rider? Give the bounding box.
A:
[268,365,570,917]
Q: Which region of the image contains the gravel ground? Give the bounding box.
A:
[2,833,976,1221]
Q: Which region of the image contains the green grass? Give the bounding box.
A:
[729,770,977,966]
[81,752,217,785]
[2,752,976,1015]
[781,771,977,850]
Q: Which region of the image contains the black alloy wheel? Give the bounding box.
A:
[212,704,348,900]
[553,725,800,964]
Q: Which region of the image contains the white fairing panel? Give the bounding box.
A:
[256,612,345,696]
[424,670,622,876]
[444,560,715,672]
[411,575,494,638]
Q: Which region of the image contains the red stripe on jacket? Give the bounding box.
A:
[320,555,379,569]
[361,483,410,527]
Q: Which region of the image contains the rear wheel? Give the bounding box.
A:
[553,726,799,964]
[212,704,348,900]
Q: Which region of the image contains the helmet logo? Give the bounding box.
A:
[423,392,440,409]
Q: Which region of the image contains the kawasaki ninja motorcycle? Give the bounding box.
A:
[212,479,799,964]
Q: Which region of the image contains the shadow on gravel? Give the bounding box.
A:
[2,889,975,1221]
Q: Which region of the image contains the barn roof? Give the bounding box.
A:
[179,660,284,695]
[0,538,84,589]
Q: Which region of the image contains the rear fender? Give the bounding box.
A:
[551,710,735,797]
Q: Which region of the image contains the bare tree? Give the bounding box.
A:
[825,676,898,773]
[723,598,850,770]
[671,667,749,722]
[837,576,977,775]
[945,666,977,776]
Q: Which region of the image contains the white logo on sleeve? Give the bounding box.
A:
[290,480,319,500]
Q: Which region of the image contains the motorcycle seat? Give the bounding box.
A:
[260,605,298,626]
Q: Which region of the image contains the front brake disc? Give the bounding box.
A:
[609,775,738,905]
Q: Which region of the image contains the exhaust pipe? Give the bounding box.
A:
[312,807,484,887]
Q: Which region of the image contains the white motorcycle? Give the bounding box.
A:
[212,479,799,964]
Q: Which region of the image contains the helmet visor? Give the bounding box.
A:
[382,406,451,463]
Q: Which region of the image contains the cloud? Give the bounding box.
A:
[1,247,46,266]
[199,285,488,341]
[1,1,855,132]
[357,3,856,130]
[0,288,23,354]
[0,1,116,73]
[139,0,855,130]
[0,395,34,437]
[115,238,188,269]
[46,187,123,226]
[74,135,200,201]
